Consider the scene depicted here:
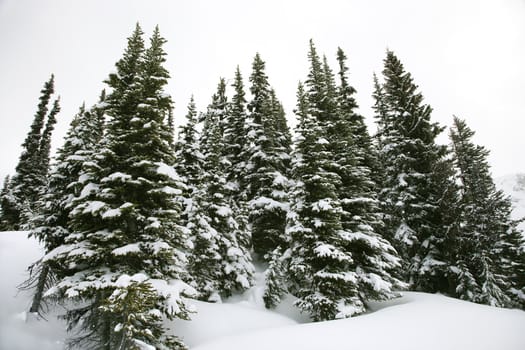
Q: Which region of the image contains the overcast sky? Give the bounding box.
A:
[0,0,524,184]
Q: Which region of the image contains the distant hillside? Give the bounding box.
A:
[496,173,525,234]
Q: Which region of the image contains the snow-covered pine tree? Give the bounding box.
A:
[44,25,193,349]
[283,40,362,321]
[419,154,463,295]
[450,116,525,308]
[268,88,293,157]
[222,67,251,250]
[0,75,60,229]
[224,66,248,192]
[24,94,106,316]
[36,97,60,188]
[0,176,17,230]
[188,78,254,301]
[174,96,203,226]
[175,96,201,187]
[244,53,291,259]
[331,47,402,304]
[263,82,307,308]
[373,50,450,290]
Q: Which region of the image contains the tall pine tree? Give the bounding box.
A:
[282,41,370,320]
[331,48,402,306]
[243,53,292,258]
[188,78,254,301]
[24,94,106,316]
[374,50,451,291]
[44,25,193,349]
[450,116,525,308]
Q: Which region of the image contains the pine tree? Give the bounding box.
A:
[188,78,254,301]
[450,116,525,307]
[24,95,106,316]
[174,96,203,229]
[222,67,251,250]
[284,41,363,321]
[0,176,17,230]
[175,96,201,192]
[331,48,403,304]
[244,53,292,258]
[224,66,249,190]
[1,75,60,229]
[44,25,192,349]
[373,50,450,290]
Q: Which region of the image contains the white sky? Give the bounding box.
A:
[0,0,524,184]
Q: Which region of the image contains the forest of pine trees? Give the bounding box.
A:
[0,25,523,349]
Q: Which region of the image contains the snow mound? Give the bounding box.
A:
[1,231,524,350]
[192,292,525,350]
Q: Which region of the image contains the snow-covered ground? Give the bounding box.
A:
[496,173,525,233]
[1,231,524,350]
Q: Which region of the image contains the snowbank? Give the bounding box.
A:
[192,292,525,350]
[1,231,524,350]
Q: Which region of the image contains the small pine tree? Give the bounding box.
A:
[0,176,17,230]
[263,247,287,308]
[2,75,60,229]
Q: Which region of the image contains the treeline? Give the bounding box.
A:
[0,24,523,349]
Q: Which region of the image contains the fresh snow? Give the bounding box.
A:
[156,162,183,181]
[1,231,524,350]
[496,173,525,233]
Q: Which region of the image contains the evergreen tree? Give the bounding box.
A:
[284,41,364,321]
[331,48,403,304]
[0,176,17,230]
[373,50,450,290]
[174,96,203,228]
[24,95,106,316]
[44,25,192,349]
[450,116,525,308]
[188,78,254,301]
[224,66,249,190]
[223,67,251,250]
[1,75,60,229]
[244,53,291,258]
[175,96,201,191]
